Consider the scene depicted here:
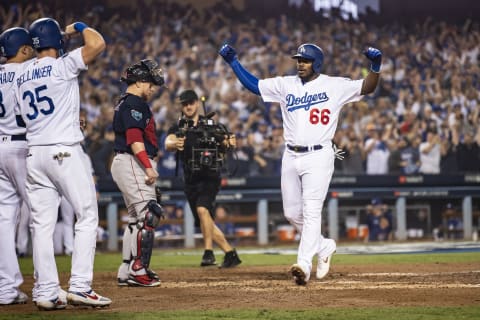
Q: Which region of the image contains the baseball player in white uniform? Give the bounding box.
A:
[53,196,75,255]
[0,27,34,306]
[14,18,111,309]
[219,43,381,285]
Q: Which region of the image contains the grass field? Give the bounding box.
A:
[17,248,480,274]
[4,248,480,320]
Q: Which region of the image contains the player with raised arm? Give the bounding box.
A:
[219,43,381,285]
[0,27,33,306]
[14,18,110,310]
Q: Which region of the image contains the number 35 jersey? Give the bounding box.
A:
[258,74,363,147]
[14,48,87,146]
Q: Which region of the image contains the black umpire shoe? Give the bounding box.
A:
[200,249,217,267]
[220,249,242,268]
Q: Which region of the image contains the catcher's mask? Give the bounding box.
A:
[121,59,165,86]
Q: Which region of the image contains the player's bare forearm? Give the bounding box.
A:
[80,28,106,64]
[361,71,379,95]
[64,22,105,64]
[130,141,146,155]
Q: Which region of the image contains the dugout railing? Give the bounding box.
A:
[97,174,480,251]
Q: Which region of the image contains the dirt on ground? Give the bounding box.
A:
[3,261,480,314]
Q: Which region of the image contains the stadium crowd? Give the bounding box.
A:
[2,1,479,182]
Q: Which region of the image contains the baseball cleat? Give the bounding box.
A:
[290,264,307,286]
[146,268,160,280]
[117,278,129,286]
[317,239,336,280]
[36,290,68,311]
[2,291,28,305]
[219,249,242,268]
[201,250,217,267]
[67,289,111,307]
[127,274,161,287]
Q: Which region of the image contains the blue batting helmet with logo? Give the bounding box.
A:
[0,27,32,58]
[28,17,64,52]
[292,43,324,73]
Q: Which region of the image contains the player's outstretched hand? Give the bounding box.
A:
[333,144,346,161]
[219,43,237,64]
[363,47,382,73]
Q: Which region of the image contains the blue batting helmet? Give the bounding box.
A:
[292,43,324,73]
[0,27,32,58]
[28,18,64,52]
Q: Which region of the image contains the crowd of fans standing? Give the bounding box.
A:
[2,1,479,183]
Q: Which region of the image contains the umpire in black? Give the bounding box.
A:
[165,90,241,268]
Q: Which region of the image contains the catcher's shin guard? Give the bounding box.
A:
[132,200,165,270]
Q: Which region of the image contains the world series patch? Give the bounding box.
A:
[131,109,143,121]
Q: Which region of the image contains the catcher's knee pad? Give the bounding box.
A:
[145,200,164,229]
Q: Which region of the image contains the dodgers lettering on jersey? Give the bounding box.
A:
[14,48,87,146]
[258,74,364,146]
[0,63,27,136]
[286,91,329,112]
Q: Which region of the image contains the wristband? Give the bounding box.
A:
[73,22,88,33]
[370,62,381,73]
[135,150,152,169]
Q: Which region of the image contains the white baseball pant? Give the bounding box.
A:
[27,144,98,301]
[0,141,28,304]
[281,146,335,280]
[111,153,156,277]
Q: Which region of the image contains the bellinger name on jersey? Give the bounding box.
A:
[286,91,329,112]
[16,65,53,87]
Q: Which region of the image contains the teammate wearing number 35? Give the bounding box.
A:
[219,43,381,285]
[14,18,111,309]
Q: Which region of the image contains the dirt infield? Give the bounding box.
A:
[3,261,480,313]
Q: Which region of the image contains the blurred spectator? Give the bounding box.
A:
[215,205,235,236]
[155,204,184,238]
[440,127,459,173]
[342,132,364,174]
[363,124,390,174]
[389,136,420,174]
[419,128,441,174]
[365,198,393,242]
[407,209,428,239]
[456,130,480,173]
[4,1,479,179]
[227,133,255,177]
[89,125,115,181]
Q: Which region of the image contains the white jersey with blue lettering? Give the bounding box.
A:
[258,74,363,146]
[0,61,30,304]
[14,47,86,146]
[258,73,364,282]
[0,62,26,136]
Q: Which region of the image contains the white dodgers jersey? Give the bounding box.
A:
[259,74,363,146]
[14,48,87,146]
[0,62,26,136]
